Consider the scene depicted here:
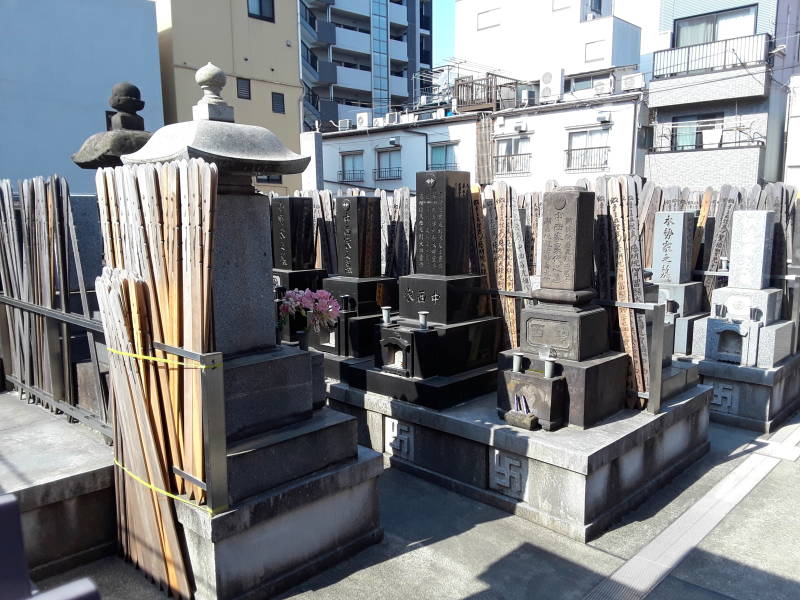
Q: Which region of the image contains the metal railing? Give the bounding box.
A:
[650,117,765,152]
[430,162,458,171]
[653,33,771,79]
[454,74,521,112]
[338,170,365,182]
[565,146,610,171]
[373,167,402,180]
[494,153,531,175]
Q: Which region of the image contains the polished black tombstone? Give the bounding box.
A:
[309,196,398,375]
[270,196,326,291]
[497,188,628,431]
[347,171,501,409]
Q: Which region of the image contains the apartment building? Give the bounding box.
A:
[155,0,304,194]
[300,0,432,130]
[644,0,800,188]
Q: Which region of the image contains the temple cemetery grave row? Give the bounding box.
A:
[1,65,799,599]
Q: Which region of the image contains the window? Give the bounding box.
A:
[256,175,283,184]
[494,136,531,175]
[567,128,610,170]
[477,8,501,30]
[248,0,275,22]
[566,74,609,93]
[670,113,724,151]
[420,34,432,65]
[236,78,251,100]
[340,152,364,182]
[496,136,529,156]
[272,92,285,114]
[375,149,401,180]
[675,5,756,48]
[300,2,316,29]
[430,143,457,170]
[302,42,318,70]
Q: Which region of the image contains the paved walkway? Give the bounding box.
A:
[39,415,800,599]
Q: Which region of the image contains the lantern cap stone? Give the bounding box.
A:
[72,81,151,169]
[121,62,309,176]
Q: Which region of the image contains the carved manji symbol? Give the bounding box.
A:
[711,382,738,414]
[489,449,527,501]
[384,417,414,461]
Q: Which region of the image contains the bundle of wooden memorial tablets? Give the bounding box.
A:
[95,158,217,598]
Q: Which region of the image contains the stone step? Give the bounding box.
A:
[224,346,315,443]
[226,407,357,505]
[661,361,700,400]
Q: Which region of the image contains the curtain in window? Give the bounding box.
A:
[342,154,363,173]
[676,15,714,48]
[378,150,399,170]
[716,6,756,41]
[672,116,698,151]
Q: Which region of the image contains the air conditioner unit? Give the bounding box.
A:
[373,117,385,127]
[596,111,611,123]
[386,111,400,124]
[520,89,531,106]
[420,95,429,105]
[539,69,564,103]
[356,112,370,129]
[513,120,527,132]
[435,108,446,119]
[337,119,352,130]
[593,79,611,95]
[621,72,645,91]
[585,12,596,20]
[496,116,505,127]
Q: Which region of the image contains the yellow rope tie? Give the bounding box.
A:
[114,458,216,515]
[107,347,220,370]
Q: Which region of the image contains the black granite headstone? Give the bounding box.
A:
[414,171,472,276]
[270,197,316,271]
[336,196,381,278]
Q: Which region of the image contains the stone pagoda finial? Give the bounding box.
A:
[71,82,152,169]
[192,62,234,123]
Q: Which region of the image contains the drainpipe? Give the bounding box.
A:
[630,94,640,175]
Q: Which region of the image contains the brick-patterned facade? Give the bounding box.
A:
[645,146,764,189]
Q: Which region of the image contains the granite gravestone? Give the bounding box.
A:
[270,196,326,290]
[121,63,383,599]
[652,211,706,354]
[310,196,398,362]
[352,171,501,409]
[498,188,628,430]
[693,210,793,369]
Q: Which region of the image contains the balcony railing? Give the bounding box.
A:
[494,153,531,175]
[653,33,771,79]
[338,170,364,182]
[565,146,610,172]
[454,74,524,112]
[430,162,458,171]
[373,167,402,180]
[649,117,765,152]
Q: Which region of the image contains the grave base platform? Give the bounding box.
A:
[320,353,374,385]
[688,352,800,432]
[346,361,499,410]
[327,381,711,542]
[272,268,327,293]
[176,446,383,600]
[0,393,115,579]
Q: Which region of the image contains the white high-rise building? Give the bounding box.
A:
[300,0,432,130]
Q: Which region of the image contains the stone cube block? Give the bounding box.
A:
[757,320,794,369]
[710,287,782,325]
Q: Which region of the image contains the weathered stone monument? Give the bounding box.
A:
[652,211,708,354]
[497,188,627,430]
[691,210,800,431]
[358,170,501,408]
[309,195,398,377]
[72,82,152,168]
[122,63,382,599]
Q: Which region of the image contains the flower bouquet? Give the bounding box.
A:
[278,289,341,343]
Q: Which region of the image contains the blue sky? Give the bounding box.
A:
[432,0,455,65]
